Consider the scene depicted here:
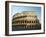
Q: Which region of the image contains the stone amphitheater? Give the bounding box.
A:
[12,11,41,31]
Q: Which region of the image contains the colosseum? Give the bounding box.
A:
[12,11,41,31]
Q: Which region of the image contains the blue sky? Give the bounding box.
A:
[11,5,41,21]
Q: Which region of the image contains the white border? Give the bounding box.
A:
[9,3,44,34]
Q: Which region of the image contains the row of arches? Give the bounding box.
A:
[12,20,39,24]
[13,16,37,20]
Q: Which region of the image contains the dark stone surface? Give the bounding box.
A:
[12,24,41,31]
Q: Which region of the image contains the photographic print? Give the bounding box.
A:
[5,1,45,36]
[12,5,41,31]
